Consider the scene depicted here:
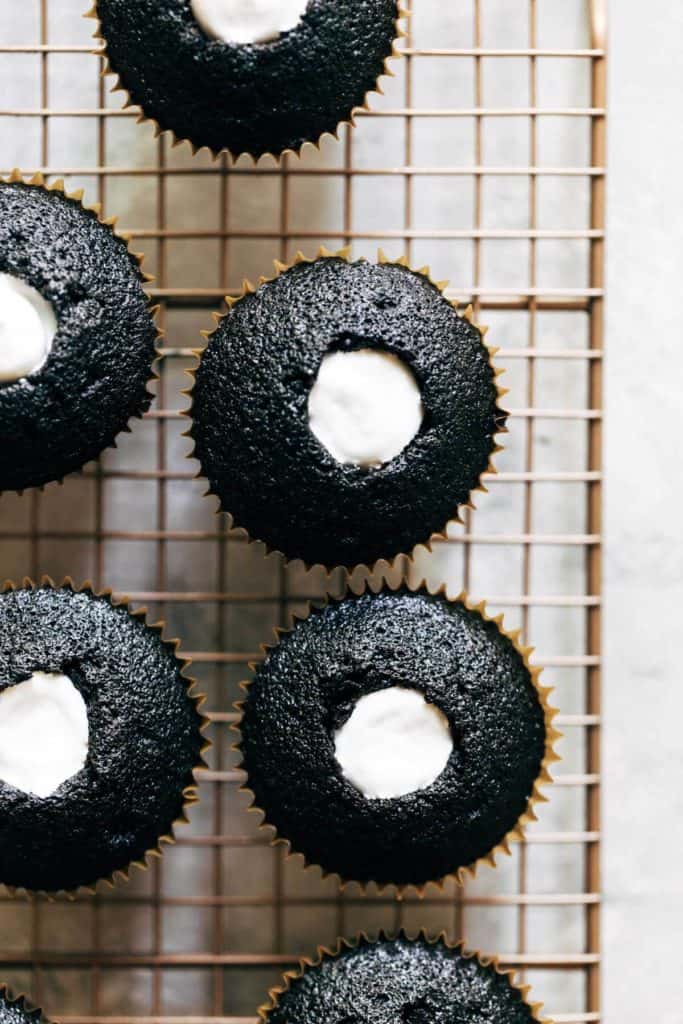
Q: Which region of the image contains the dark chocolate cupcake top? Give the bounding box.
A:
[238,586,553,889]
[0,990,45,1024]
[94,0,401,158]
[0,177,157,493]
[0,581,204,893]
[264,933,542,1024]
[190,255,504,570]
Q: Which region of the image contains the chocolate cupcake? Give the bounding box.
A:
[91,1,403,159]
[189,251,506,572]
[261,932,548,1023]
[0,578,206,895]
[236,583,559,891]
[0,171,158,493]
[0,986,50,1024]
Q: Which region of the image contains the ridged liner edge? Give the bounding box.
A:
[0,574,211,901]
[0,983,51,1023]
[258,928,552,1023]
[86,2,409,164]
[0,169,162,497]
[183,246,509,577]
[232,574,561,898]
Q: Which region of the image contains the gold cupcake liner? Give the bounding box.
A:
[233,575,561,898]
[0,575,210,900]
[0,169,162,496]
[0,984,50,1024]
[184,246,508,576]
[86,3,409,163]
[259,929,551,1023]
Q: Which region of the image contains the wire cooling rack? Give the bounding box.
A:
[0,1,605,1022]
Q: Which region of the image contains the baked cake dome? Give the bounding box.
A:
[190,251,506,571]
[262,932,548,1024]
[0,578,206,894]
[237,584,558,890]
[93,0,403,159]
[0,172,157,493]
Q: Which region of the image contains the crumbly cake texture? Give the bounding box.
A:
[0,179,157,493]
[94,0,401,158]
[0,990,45,1024]
[190,257,504,570]
[265,934,539,1023]
[238,587,548,888]
[0,582,204,893]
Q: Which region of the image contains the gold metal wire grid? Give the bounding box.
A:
[0,1,605,1022]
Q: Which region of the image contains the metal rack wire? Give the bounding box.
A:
[0,1,605,1022]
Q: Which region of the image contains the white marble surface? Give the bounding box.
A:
[605,2,683,1021]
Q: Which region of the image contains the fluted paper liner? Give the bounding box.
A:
[184,247,509,576]
[0,575,210,900]
[233,575,561,897]
[259,929,551,1023]
[86,3,408,163]
[0,984,52,1024]
[0,169,162,496]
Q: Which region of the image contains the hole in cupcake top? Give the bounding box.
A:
[0,671,89,798]
[333,686,452,800]
[190,0,310,45]
[0,272,57,383]
[308,349,424,468]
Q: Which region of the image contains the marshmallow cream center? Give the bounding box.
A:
[0,273,57,383]
[308,349,424,468]
[191,0,309,45]
[334,686,453,800]
[0,671,89,798]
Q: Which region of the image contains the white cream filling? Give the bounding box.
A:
[190,0,309,45]
[308,349,424,468]
[334,686,452,800]
[0,671,89,798]
[0,273,57,383]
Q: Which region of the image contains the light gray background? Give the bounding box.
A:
[605,3,683,1022]
[0,0,680,1020]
